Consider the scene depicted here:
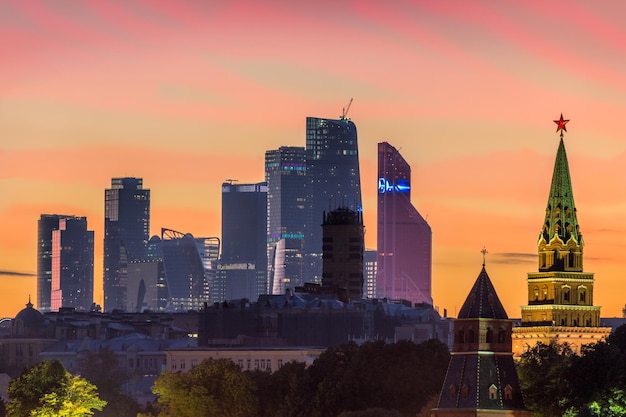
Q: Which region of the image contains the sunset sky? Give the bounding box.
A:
[2,0,626,319]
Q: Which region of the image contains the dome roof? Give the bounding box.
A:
[15,298,46,327]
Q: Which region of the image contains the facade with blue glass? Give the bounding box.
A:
[104,177,150,312]
[304,117,362,284]
[219,182,268,302]
[265,147,307,294]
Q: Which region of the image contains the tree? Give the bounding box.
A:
[151,358,257,417]
[76,348,139,417]
[7,360,106,417]
[516,342,576,417]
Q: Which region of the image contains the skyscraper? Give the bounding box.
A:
[218,181,268,301]
[38,214,85,312]
[376,142,432,305]
[321,207,364,302]
[265,146,307,293]
[304,116,362,283]
[103,177,150,312]
[50,217,94,312]
[512,115,610,355]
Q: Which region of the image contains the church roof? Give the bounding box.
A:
[541,137,581,245]
[457,266,508,320]
[14,298,46,327]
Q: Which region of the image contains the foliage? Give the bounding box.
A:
[517,328,626,417]
[297,339,449,417]
[151,358,257,417]
[146,339,450,417]
[7,360,106,417]
[516,341,576,417]
[76,348,139,417]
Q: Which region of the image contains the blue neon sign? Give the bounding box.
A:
[378,178,410,194]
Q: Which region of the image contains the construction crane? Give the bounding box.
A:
[341,98,353,121]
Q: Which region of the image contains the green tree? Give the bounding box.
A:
[151,358,257,417]
[7,360,106,417]
[76,348,139,417]
[516,342,576,417]
[304,339,449,417]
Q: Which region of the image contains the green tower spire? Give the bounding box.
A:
[538,115,583,272]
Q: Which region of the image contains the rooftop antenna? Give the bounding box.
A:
[341,98,353,121]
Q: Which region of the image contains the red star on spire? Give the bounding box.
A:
[553,113,569,136]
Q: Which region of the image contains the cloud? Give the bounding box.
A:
[0,270,35,277]
[492,253,536,265]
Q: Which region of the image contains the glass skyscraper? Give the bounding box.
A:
[265,146,307,294]
[304,116,362,283]
[377,142,432,305]
[218,182,268,301]
[103,177,150,312]
[38,214,87,312]
[50,216,94,311]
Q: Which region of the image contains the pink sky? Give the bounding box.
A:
[1,0,626,319]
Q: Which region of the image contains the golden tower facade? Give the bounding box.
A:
[512,116,611,356]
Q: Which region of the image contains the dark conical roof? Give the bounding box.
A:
[457,266,508,319]
[541,137,581,244]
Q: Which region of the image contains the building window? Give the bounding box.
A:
[266,359,271,371]
[238,360,243,369]
[489,384,498,400]
[461,384,470,398]
[486,327,494,343]
[448,384,457,399]
[504,384,513,400]
[254,360,259,370]
[278,359,283,369]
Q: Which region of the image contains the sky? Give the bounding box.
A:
[1,0,626,319]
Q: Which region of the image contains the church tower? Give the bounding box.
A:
[511,115,610,356]
[431,258,530,417]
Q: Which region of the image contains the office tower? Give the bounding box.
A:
[363,249,377,299]
[103,177,150,312]
[321,207,364,302]
[305,116,362,283]
[129,231,219,312]
[127,259,167,312]
[512,116,610,355]
[432,265,530,417]
[219,182,268,301]
[377,142,432,305]
[265,146,307,293]
[38,214,77,312]
[50,217,94,311]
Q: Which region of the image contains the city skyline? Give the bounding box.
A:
[2,1,626,319]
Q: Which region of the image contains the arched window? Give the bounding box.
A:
[533,286,539,301]
[457,330,465,343]
[498,329,506,343]
[562,285,571,303]
[468,329,475,343]
[486,327,494,343]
